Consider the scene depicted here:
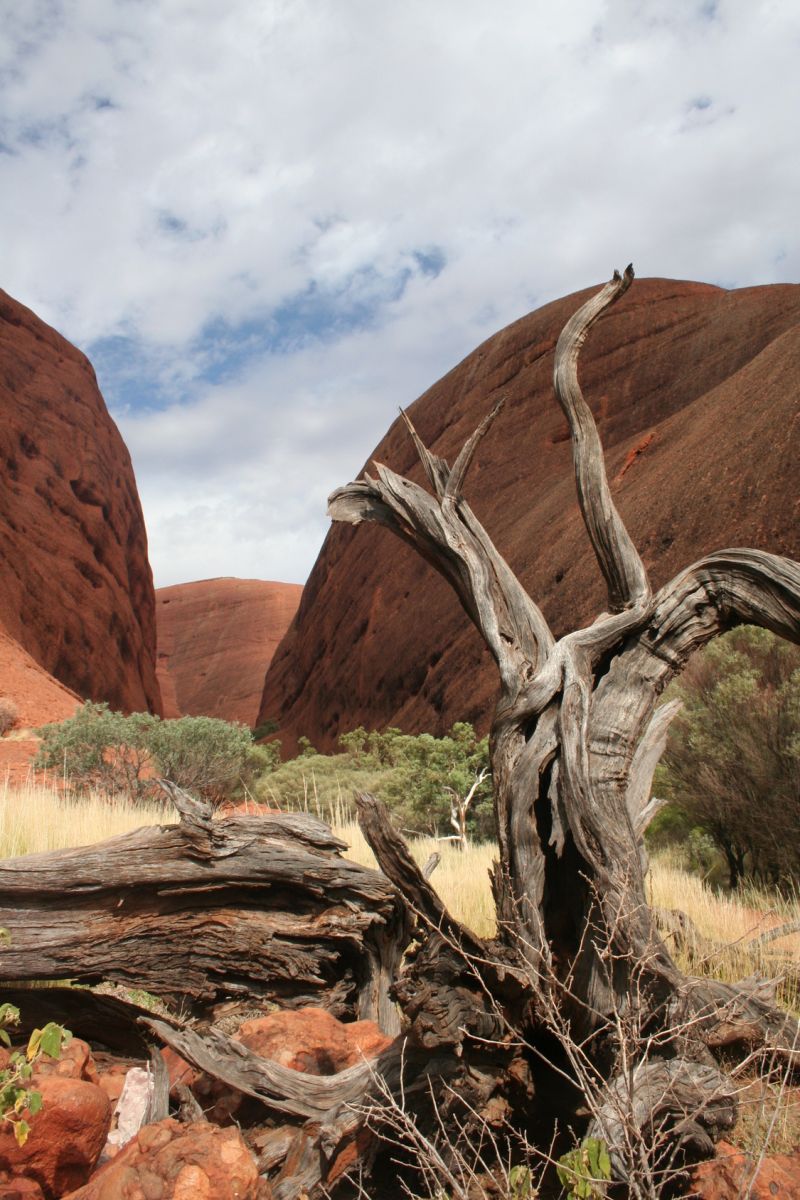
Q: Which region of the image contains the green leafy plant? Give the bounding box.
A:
[35,704,271,805]
[0,1003,71,1147]
[655,626,800,887]
[508,1163,535,1198]
[34,702,156,799]
[340,723,492,842]
[147,715,271,803]
[257,722,493,843]
[556,1137,611,1200]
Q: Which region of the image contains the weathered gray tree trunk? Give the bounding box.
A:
[324,267,800,1193]
[4,271,798,1198]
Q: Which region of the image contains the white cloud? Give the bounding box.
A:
[1,0,798,585]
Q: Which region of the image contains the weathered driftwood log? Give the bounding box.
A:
[0,786,409,1030]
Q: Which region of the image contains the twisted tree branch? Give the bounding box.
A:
[553,264,649,612]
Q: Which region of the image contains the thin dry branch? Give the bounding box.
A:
[553,264,650,613]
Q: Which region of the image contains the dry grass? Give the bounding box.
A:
[0,776,171,859]
[647,847,800,1016]
[732,1073,800,1158]
[333,817,498,939]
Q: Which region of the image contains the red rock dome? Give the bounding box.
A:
[0,289,162,718]
[156,577,302,726]
[259,277,800,751]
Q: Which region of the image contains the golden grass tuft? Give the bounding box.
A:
[333,817,499,939]
[0,775,171,859]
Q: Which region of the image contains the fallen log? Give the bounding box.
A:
[0,787,409,1029]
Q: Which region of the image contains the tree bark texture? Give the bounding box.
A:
[0,786,409,1032]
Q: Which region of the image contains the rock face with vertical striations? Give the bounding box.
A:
[0,289,161,716]
[258,277,800,752]
[156,577,302,726]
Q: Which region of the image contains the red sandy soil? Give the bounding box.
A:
[0,625,79,784]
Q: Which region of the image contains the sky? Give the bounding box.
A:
[1,0,798,588]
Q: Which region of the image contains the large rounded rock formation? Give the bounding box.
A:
[0,628,80,783]
[259,277,800,751]
[0,289,161,716]
[156,577,302,726]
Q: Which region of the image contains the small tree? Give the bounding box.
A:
[338,723,492,842]
[148,715,269,804]
[656,626,800,887]
[34,702,156,798]
[35,705,270,805]
[388,723,492,846]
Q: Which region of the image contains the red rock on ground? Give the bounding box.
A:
[259,278,800,751]
[0,290,161,718]
[155,578,302,726]
[235,1007,392,1074]
[0,1075,111,1198]
[691,1139,800,1199]
[32,1040,99,1086]
[62,1119,259,1199]
[0,1177,46,1199]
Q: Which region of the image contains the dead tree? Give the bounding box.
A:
[121,271,800,1196]
[324,269,800,1181]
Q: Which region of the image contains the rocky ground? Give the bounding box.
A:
[0,1002,795,1199]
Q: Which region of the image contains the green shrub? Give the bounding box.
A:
[256,722,493,843]
[35,704,269,806]
[148,715,270,803]
[34,702,156,799]
[656,626,800,888]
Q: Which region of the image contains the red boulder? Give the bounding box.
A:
[0,1177,46,1199]
[692,1140,800,1200]
[62,1119,259,1199]
[235,1007,392,1074]
[0,1076,111,1198]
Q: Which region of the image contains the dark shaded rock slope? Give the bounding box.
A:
[259,277,800,752]
[156,577,302,726]
[0,289,161,715]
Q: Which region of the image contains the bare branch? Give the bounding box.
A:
[329,428,554,688]
[355,792,487,960]
[444,397,505,501]
[554,265,650,612]
[627,699,683,840]
[399,407,451,498]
